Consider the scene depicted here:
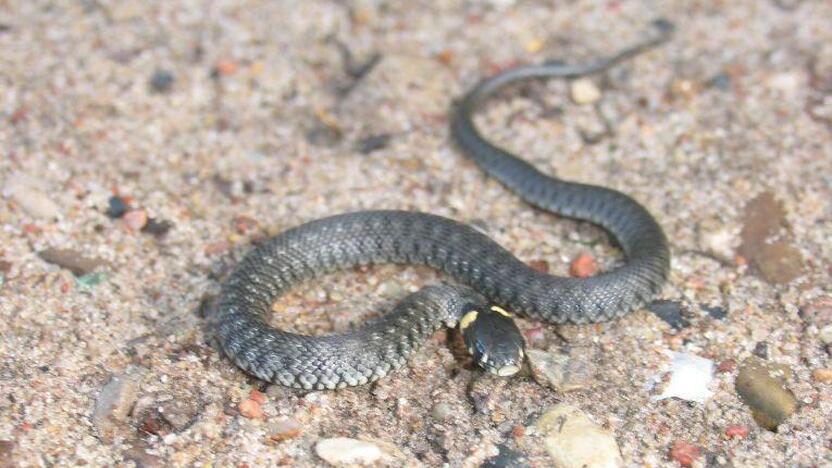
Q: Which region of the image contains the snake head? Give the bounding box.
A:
[459,305,526,377]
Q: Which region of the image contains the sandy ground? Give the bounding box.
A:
[1,1,831,466]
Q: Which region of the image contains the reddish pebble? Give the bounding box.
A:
[239,399,265,419]
[22,224,42,235]
[523,325,545,346]
[249,388,267,405]
[123,210,148,231]
[511,425,525,438]
[669,440,701,467]
[215,60,238,76]
[528,259,549,273]
[717,359,737,373]
[569,253,597,278]
[725,425,749,439]
[234,215,258,234]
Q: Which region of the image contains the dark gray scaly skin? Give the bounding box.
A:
[216,20,673,390]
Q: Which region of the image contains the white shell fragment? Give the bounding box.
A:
[657,352,714,403]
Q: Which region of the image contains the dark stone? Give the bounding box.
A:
[356,133,391,154]
[38,248,108,277]
[753,341,769,359]
[738,192,804,284]
[481,444,529,468]
[701,304,728,320]
[149,69,175,94]
[106,196,129,218]
[647,300,690,330]
[707,73,732,91]
[141,218,173,237]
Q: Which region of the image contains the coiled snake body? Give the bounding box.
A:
[217,21,673,389]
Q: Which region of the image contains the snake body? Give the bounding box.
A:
[216,21,673,389]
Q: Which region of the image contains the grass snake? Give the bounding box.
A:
[217,20,673,389]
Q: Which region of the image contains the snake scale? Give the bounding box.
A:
[216,20,673,389]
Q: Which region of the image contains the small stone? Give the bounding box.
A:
[669,440,701,467]
[214,59,238,77]
[701,304,728,320]
[238,398,264,420]
[233,215,258,235]
[724,425,749,439]
[248,388,267,405]
[812,368,832,383]
[735,356,797,430]
[38,248,107,277]
[569,253,597,277]
[92,370,144,442]
[0,260,12,275]
[105,196,130,218]
[766,71,801,95]
[570,79,602,105]
[123,210,148,231]
[647,300,690,330]
[527,348,594,392]
[431,402,453,422]
[267,418,302,443]
[355,133,391,154]
[535,404,624,468]
[315,437,383,466]
[149,69,175,93]
[6,179,60,220]
[142,218,173,237]
[123,445,164,468]
[739,192,804,284]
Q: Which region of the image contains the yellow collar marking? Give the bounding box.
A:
[459,310,479,331]
[490,305,512,317]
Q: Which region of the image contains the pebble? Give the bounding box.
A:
[123,209,148,231]
[724,425,750,439]
[534,404,624,468]
[570,79,602,105]
[527,348,594,392]
[92,370,144,442]
[735,356,797,430]
[431,402,454,422]
[569,253,597,278]
[738,192,804,284]
[657,352,714,403]
[811,368,832,383]
[669,440,701,467]
[238,398,265,420]
[149,69,175,93]
[6,178,60,220]
[355,133,391,154]
[142,218,173,237]
[267,418,302,443]
[315,437,383,466]
[105,196,130,218]
[38,248,107,277]
[647,301,690,330]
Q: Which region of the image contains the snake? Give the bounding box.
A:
[216,20,673,390]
